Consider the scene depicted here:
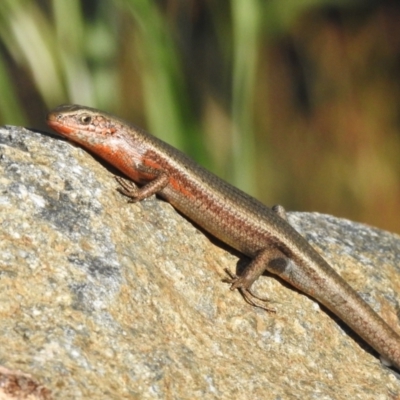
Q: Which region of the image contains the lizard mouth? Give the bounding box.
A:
[46,113,74,135]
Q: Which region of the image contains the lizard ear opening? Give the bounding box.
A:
[80,114,92,125]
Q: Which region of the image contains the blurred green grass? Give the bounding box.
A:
[0,0,399,233]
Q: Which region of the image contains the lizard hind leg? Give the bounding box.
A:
[224,246,287,312]
[224,267,276,312]
[224,268,276,312]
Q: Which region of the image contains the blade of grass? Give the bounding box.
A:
[0,0,66,105]
[231,0,261,193]
[0,54,27,124]
[117,0,207,164]
[52,0,95,105]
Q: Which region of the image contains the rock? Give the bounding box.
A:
[0,125,399,399]
[0,366,52,399]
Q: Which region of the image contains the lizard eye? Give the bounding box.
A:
[80,114,92,125]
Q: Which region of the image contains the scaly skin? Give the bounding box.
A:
[47,104,400,370]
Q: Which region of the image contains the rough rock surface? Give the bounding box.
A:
[0,366,52,399]
[0,125,400,399]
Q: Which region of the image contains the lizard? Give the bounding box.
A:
[46,104,400,370]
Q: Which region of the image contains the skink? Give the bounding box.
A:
[47,104,400,370]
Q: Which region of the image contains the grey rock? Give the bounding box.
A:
[0,125,400,399]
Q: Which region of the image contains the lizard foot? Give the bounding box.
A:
[223,268,276,313]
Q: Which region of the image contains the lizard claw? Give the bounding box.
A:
[223,268,276,313]
[114,176,140,202]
